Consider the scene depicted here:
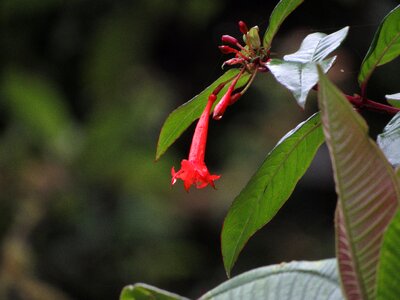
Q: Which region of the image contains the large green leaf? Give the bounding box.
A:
[221,113,324,276]
[199,259,343,300]
[262,0,304,50]
[358,5,400,86]
[267,27,348,108]
[376,208,400,300]
[268,57,335,108]
[377,112,400,167]
[317,68,400,300]
[156,69,250,160]
[120,283,189,300]
[385,93,400,108]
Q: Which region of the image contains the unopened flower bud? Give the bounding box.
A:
[218,45,238,54]
[221,35,238,46]
[213,69,244,120]
[229,93,241,105]
[212,83,226,96]
[238,21,248,34]
[222,58,244,67]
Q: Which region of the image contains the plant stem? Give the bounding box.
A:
[313,85,400,115]
[346,95,400,115]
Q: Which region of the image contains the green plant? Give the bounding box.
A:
[122,0,400,299]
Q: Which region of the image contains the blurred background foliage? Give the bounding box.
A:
[0,0,399,299]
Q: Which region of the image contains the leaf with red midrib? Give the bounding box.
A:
[317,67,400,300]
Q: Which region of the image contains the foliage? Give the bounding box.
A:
[126,0,400,299]
[318,68,399,300]
[221,112,324,276]
[121,259,342,300]
[2,0,400,299]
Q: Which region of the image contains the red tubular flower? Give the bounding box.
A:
[171,94,220,191]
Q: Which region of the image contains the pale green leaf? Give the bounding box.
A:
[358,5,400,85]
[222,113,324,276]
[377,112,400,167]
[267,27,348,108]
[283,27,349,63]
[386,93,400,108]
[199,259,343,300]
[263,0,304,49]
[317,68,400,300]
[376,208,400,300]
[120,283,189,300]
[156,69,250,160]
[268,57,335,108]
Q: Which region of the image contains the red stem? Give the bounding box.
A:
[313,85,400,115]
[346,94,400,115]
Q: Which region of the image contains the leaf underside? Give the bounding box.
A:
[263,0,304,50]
[221,113,324,276]
[267,26,348,108]
[200,259,343,300]
[156,69,250,160]
[385,93,400,108]
[120,283,189,300]
[317,68,400,300]
[358,5,400,85]
[283,27,349,63]
[377,112,400,167]
[268,57,335,108]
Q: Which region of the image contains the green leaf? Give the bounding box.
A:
[267,27,348,108]
[377,112,400,167]
[199,259,343,300]
[156,69,250,160]
[386,93,400,108]
[358,5,400,86]
[120,283,189,300]
[317,68,400,300]
[268,57,336,108]
[262,0,304,49]
[376,208,400,300]
[221,113,324,276]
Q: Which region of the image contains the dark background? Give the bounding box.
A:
[0,0,399,299]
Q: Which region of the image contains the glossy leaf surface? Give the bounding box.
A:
[283,27,349,63]
[263,0,303,49]
[358,5,400,85]
[200,259,343,300]
[318,69,400,300]
[156,69,250,160]
[222,113,324,276]
[120,283,189,300]
[268,57,335,108]
[268,27,348,108]
[386,93,400,108]
[377,112,400,167]
[376,208,400,300]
